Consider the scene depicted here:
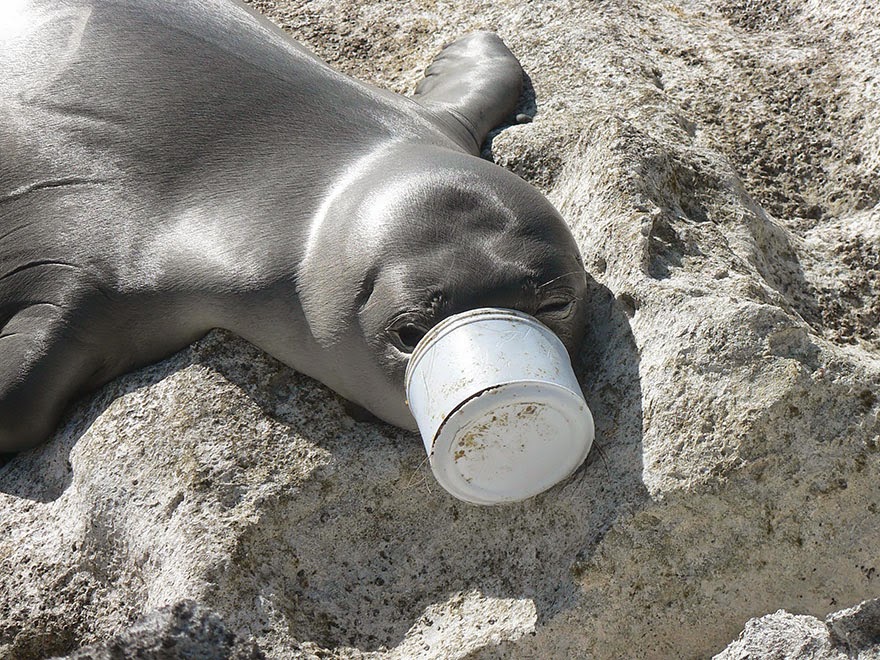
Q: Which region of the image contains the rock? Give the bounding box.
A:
[826,598,880,655]
[715,610,841,660]
[1,0,878,658]
[51,600,265,660]
[715,598,880,659]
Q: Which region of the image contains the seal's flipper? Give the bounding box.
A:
[0,303,96,453]
[413,32,524,154]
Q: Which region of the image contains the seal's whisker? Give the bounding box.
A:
[359,294,382,314]
[537,270,583,290]
[592,438,611,477]
[401,454,432,492]
[444,252,458,288]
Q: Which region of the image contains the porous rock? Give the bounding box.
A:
[1,0,878,658]
[51,600,265,660]
[714,597,880,659]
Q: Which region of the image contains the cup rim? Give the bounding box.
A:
[404,307,561,390]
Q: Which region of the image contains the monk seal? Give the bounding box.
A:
[0,0,588,451]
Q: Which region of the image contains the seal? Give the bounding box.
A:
[0,0,589,451]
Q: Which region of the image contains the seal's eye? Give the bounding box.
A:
[537,299,575,316]
[387,318,429,354]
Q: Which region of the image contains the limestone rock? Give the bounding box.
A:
[1,0,878,658]
[826,599,880,656]
[715,598,880,659]
[52,600,265,660]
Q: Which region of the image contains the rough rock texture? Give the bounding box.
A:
[715,598,880,659]
[52,600,264,660]
[1,0,878,658]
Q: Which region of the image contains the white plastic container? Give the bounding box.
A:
[405,308,594,505]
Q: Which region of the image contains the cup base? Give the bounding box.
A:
[429,381,594,505]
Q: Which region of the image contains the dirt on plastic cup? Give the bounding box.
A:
[404,308,594,505]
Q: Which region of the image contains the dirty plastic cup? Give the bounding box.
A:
[405,308,594,505]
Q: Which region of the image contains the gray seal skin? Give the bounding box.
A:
[0,0,589,451]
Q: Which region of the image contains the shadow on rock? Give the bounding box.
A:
[483,70,538,162]
[0,349,197,503]
[52,599,265,660]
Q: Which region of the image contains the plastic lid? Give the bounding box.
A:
[429,381,594,505]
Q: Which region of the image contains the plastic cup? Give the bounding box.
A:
[405,308,594,505]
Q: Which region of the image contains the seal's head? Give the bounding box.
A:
[299,145,587,429]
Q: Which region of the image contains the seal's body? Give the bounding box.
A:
[0,0,588,451]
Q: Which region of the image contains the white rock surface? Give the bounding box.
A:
[714,598,880,659]
[1,0,878,658]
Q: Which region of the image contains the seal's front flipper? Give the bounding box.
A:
[0,303,96,453]
[413,32,524,155]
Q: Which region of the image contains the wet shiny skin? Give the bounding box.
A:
[0,0,587,450]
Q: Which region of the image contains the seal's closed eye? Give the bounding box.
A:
[537,299,575,316]
[387,317,429,353]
